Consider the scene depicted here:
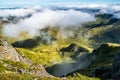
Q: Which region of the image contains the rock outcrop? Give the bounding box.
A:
[29,64,52,77]
[0,39,32,64]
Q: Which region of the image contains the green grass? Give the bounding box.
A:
[3,60,30,70]
[0,73,100,80]
[0,61,8,72]
[0,73,34,80]
[16,46,62,67]
[0,59,29,73]
[0,23,2,38]
[66,73,100,80]
[38,76,60,80]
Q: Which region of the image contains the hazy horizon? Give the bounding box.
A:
[0,0,120,8]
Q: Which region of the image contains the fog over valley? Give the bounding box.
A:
[1,4,120,38]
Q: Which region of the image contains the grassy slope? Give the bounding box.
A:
[80,43,120,76]
[0,59,100,80]
[16,46,62,67]
[16,41,93,67]
[0,27,99,80]
[0,73,99,80]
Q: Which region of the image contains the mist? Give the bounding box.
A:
[2,8,95,38]
[114,13,120,18]
[1,4,120,38]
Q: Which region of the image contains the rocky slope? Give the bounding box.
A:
[0,39,52,78]
[0,39,32,64]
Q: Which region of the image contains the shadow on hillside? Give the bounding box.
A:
[85,18,120,29]
[89,22,120,43]
[12,37,41,48]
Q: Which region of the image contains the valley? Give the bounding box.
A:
[0,4,120,80]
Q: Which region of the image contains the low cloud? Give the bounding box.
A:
[0,9,34,17]
[2,8,95,38]
[2,4,120,38]
[99,5,120,14]
[114,13,120,18]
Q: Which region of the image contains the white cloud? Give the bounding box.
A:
[99,5,120,14]
[3,4,120,38]
[114,13,120,18]
[2,8,95,38]
[64,4,108,9]
[111,5,120,12]
[0,6,43,17]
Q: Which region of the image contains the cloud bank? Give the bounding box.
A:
[2,8,95,38]
[0,8,35,17]
[1,4,120,38]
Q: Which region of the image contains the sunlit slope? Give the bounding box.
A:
[16,46,62,67]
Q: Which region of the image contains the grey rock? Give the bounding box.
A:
[0,39,32,64]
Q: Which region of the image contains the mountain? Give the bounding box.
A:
[46,43,95,77]
[90,48,120,80]
[0,38,99,80]
[0,39,55,79]
[0,5,120,80]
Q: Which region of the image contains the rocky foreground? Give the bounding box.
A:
[0,39,53,78]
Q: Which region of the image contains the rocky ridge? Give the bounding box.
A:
[0,39,52,78]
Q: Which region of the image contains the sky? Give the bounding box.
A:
[0,0,120,7]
